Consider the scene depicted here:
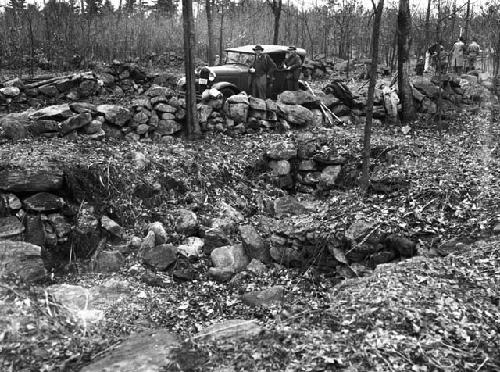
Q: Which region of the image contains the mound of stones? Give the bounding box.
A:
[0,61,178,113]
[261,131,344,192]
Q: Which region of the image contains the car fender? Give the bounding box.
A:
[212,81,240,94]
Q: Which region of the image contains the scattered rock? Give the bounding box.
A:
[148,221,168,245]
[239,224,271,263]
[241,286,285,307]
[174,209,199,236]
[0,240,46,281]
[246,259,268,275]
[177,237,204,258]
[209,244,249,282]
[101,215,122,238]
[141,244,177,270]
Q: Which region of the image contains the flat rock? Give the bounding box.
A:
[32,104,73,120]
[241,286,284,307]
[22,192,65,212]
[0,216,25,238]
[198,319,261,341]
[96,104,131,126]
[70,102,97,114]
[146,85,174,97]
[0,240,46,281]
[80,329,179,372]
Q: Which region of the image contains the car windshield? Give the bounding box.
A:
[225,51,254,66]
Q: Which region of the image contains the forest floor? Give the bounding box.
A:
[1,78,500,371]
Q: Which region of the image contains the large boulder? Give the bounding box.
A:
[209,244,249,282]
[278,90,319,106]
[239,224,271,263]
[32,104,73,120]
[96,104,131,126]
[277,103,314,127]
[0,240,46,281]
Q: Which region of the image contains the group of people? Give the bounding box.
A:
[422,37,481,74]
[248,44,302,99]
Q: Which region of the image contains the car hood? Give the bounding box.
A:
[207,64,249,74]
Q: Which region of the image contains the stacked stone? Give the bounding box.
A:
[263,131,344,192]
[95,60,149,96]
[0,73,99,112]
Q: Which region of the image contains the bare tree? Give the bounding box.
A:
[267,0,282,44]
[397,0,416,122]
[361,0,384,192]
[205,0,216,65]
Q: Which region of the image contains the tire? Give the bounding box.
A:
[220,87,237,100]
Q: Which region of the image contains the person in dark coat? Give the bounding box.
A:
[248,45,277,99]
[283,46,302,91]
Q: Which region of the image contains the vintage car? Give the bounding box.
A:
[177,44,307,99]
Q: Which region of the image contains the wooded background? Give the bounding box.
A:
[0,0,499,74]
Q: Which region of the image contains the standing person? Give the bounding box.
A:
[283,46,302,91]
[451,36,466,74]
[467,38,481,71]
[248,45,277,99]
[425,42,440,72]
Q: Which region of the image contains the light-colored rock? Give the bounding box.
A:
[140,230,156,252]
[269,160,291,176]
[177,237,204,258]
[22,192,65,212]
[96,104,131,126]
[198,319,261,341]
[148,221,167,245]
[2,193,21,209]
[319,165,342,188]
[174,209,198,235]
[278,90,319,105]
[59,112,92,134]
[32,104,73,120]
[241,286,284,307]
[0,86,21,97]
[246,259,268,275]
[80,330,179,372]
[155,103,177,113]
[273,196,307,217]
[277,103,314,127]
[209,244,249,282]
[101,215,122,237]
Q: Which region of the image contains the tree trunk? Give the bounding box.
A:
[219,3,225,65]
[397,0,416,122]
[270,0,282,44]
[424,0,431,46]
[464,0,471,43]
[182,0,201,140]
[361,0,384,192]
[205,0,215,65]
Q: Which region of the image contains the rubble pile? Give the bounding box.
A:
[262,131,344,192]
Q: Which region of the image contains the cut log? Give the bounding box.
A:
[0,161,64,192]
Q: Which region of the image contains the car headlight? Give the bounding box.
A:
[177,77,186,87]
[209,70,216,81]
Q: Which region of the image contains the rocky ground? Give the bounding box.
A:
[1,70,500,371]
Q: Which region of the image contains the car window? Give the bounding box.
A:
[226,52,254,66]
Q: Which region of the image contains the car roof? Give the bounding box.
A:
[225,45,306,56]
